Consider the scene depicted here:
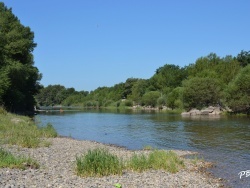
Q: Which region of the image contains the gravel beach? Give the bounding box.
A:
[0,137,223,188]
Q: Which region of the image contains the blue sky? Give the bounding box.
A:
[2,0,250,91]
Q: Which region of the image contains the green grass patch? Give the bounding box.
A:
[0,148,39,169]
[127,150,184,173]
[76,148,123,177]
[0,112,57,148]
[76,148,184,177]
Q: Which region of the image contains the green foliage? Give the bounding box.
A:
[187,53,241,85]
[40,123,58,138]
[226,65,250,114]
[127,150,184,173]
[76,148,123,177]
[76,148,184,177]
[114,183,122,188]
[183,77,222,110]
[0,2,41,112]
[34,50,248,113]
[128,79,148,105]
[149,64,187,91]
[142,91,161,107]
[0,112,57,148]
[237,50,250,67]
[0,106,7,115]
[157,96,166,107]
[167,87,184,110]
[0,148,39,169]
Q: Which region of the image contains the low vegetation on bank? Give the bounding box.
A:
[0,107,57,169]
[0,107,57,148]
[76,148,184,177]
[0,148,39,169]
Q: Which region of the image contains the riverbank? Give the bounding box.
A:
[0,137,224,188]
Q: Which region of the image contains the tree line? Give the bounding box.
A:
[1,2,249,114]
[36,52,250,114]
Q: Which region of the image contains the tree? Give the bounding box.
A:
[129,79,148,105]
[149,64,187,92]
[167,87,184,110]
[237,50,250,67]
[0,3,41,112]
[142,91,161,107]
[182,77,222,110]
[226,65,250,113]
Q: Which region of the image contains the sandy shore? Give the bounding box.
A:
[0,137,224,188]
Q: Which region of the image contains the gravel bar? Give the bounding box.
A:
[0,137,224,188]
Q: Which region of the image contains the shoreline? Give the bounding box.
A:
[0,137,224,187]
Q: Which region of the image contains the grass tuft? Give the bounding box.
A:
[76,148,123,177]
[127,150,184,173]
[0,148,39,169]
[76,148,185,177]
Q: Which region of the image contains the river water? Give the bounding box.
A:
[35,109,250,187]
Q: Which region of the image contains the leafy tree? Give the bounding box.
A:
[226,65,250,113]
[142,91,161,107]
[0,3,41,112]
[123,78,138,98]
[167,87,184,110]
[36,85,66,106]
[237,50,250,67]
[183,77,222,110]
[149,64,187,91]
[129,79,148,105]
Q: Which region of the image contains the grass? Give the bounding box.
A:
[0,108,57,148]
[127,150,184,173]
[76,148,123,177]
[0,148,39,169]
[142,145,154,150]
[76,148,185,177]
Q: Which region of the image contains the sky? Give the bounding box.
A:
[2,0,250,91]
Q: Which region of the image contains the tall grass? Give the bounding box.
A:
[127,150,184,173]
[76,148,185,177]
[0,109,57,148]
[76,148,123,177]
[0,148,39,169]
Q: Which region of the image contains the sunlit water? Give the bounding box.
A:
[35,109,250,187]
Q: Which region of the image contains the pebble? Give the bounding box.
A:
[0,137,223,188]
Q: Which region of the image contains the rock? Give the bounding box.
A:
[181,112,190,116]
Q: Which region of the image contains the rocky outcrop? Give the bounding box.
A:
[181,106,222,116]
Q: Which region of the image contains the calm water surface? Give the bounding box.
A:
[35,109,250,187]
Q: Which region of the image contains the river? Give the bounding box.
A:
[35,109,250,187]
